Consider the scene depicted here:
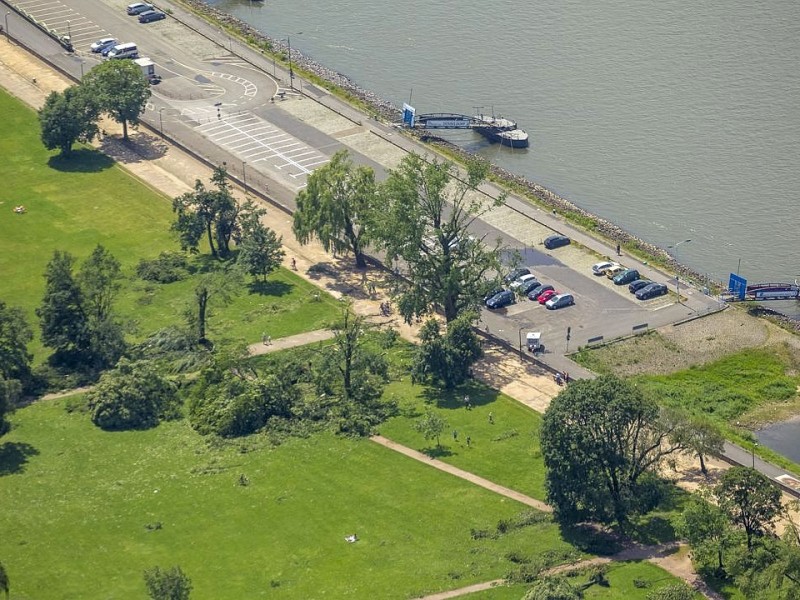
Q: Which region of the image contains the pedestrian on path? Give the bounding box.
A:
[291,257,297,271]
[262,332,271,346]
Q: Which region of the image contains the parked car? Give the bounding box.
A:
[591,261,619,276]
[486,290,515,309]
[90,37,117,53]
[518,278,542,295]
[138,9,166,22]
[510,273,538,289]
[483,288,506,303]
[635,283,668,300]
[504,267,531,284]
[628,279,653,293]
[544,234,570,250]
[538,289,558,305]
[612,268,640,286]
[545,293,575,310]
[126,2,154,15]
[605,265,626,279]
[527,284,554,301]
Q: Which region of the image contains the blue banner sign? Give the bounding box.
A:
[728,273,747,300]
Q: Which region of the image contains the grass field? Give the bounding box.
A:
[0,397,576,599]
[0,89,340,361]
[378,378,548,501]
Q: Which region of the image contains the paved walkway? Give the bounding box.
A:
[247,329,335,356]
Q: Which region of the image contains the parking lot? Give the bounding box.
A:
[195,112,330,184]
[14,0,107,51]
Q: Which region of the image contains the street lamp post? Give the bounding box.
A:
[242,161,247,194]
[667,239,692,304]
[4,12,10,40]
[158,107,165,136]
[752,443,758,468]
[287,36,294,89]
[518,326,526,357]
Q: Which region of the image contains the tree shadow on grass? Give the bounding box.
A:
[0,441,39,476]
[421,383,501,410]
[247,280,293,297]
[47,148,114,172]
[421,445,454,459]
[558,523,625,556]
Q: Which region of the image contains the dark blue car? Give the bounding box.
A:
[486,290,515,309]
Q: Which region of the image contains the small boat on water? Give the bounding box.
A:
[472,114,529,148]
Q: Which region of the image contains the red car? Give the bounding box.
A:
[538,289,558,305]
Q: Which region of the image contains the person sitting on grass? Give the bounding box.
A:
[345,533,358,543]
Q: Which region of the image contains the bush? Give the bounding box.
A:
[87,359,177,431]
[136,252,189,283]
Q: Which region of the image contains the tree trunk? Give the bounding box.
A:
[354,249,366,269]
[122,119,128,140]
[197,290,208,343]
[205,222,217,258]
[699,453,708,475]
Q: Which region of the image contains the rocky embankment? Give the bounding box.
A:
[185,0,759,295]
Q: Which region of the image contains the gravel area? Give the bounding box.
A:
[582,305,800,377]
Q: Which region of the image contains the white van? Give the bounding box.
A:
[107,42,138,59]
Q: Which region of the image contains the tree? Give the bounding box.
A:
[522,576,582,600]
[83,60,150,140]
[36,250,91,367]
[171,166,239,258]
[0,561,9,600]
[377,153,504,323]
[293,149,377,268]
[679,415,725,476]
[414,411,447,448]
[87,359,177,431]
[38,86,99,156]
[143,565,192,600]
[187,268,241,345]
[235,203,284,281]
[314,306,391,435]
[676,488,736,573]
[0,300,33,385]
[411,313,482,388]
[540,375,685,529]
[78,245,126,370]
[715,467,781,551]
[646,583,695,600]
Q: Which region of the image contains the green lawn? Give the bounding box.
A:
[0,398,576,599]
[0,88,340,361]
[378,377,548,501]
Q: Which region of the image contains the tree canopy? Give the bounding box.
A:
[235,202,284,282]
[377,153,504,323]
[83,60,150,140]
[540,375,685,528]
[38,86,99,156]
[143,565,192,600]
[0,300,33,386]
[411,313,482,389]
[715,467,781,551]
[293,149,377,268]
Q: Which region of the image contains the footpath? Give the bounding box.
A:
[0,36,788,600]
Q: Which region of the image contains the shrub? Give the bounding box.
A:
[87,359,177,431]
[136,252,189,283]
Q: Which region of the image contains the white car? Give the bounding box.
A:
[510,273,537,289]
[591,261,619,276]
[90,38,117,53]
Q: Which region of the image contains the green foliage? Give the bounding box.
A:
[137,252,190,283]
[235,204,284,281]
[377,153,504,323]
[293,149,377,268]
[0,300,33,386]
[541,375,683,528]
[83,60,151,140]
[38,86,99,156]
[715,467,781,550]
[675,489,736,573]
[522,575,582,599]
[412,313,482,389]
[0,560,8,600]
[187,267,242,344]
[188,360,295,437]
[87,359,177,431]
[143,565,192,600]
[414,410,447,448]
[645,583,695,600]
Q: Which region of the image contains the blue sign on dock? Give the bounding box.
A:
[728,273,747,300]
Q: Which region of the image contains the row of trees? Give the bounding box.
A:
[294,150,505,324]
[40,59,151,154]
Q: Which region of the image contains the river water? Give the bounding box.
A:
[211,0,799,308]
